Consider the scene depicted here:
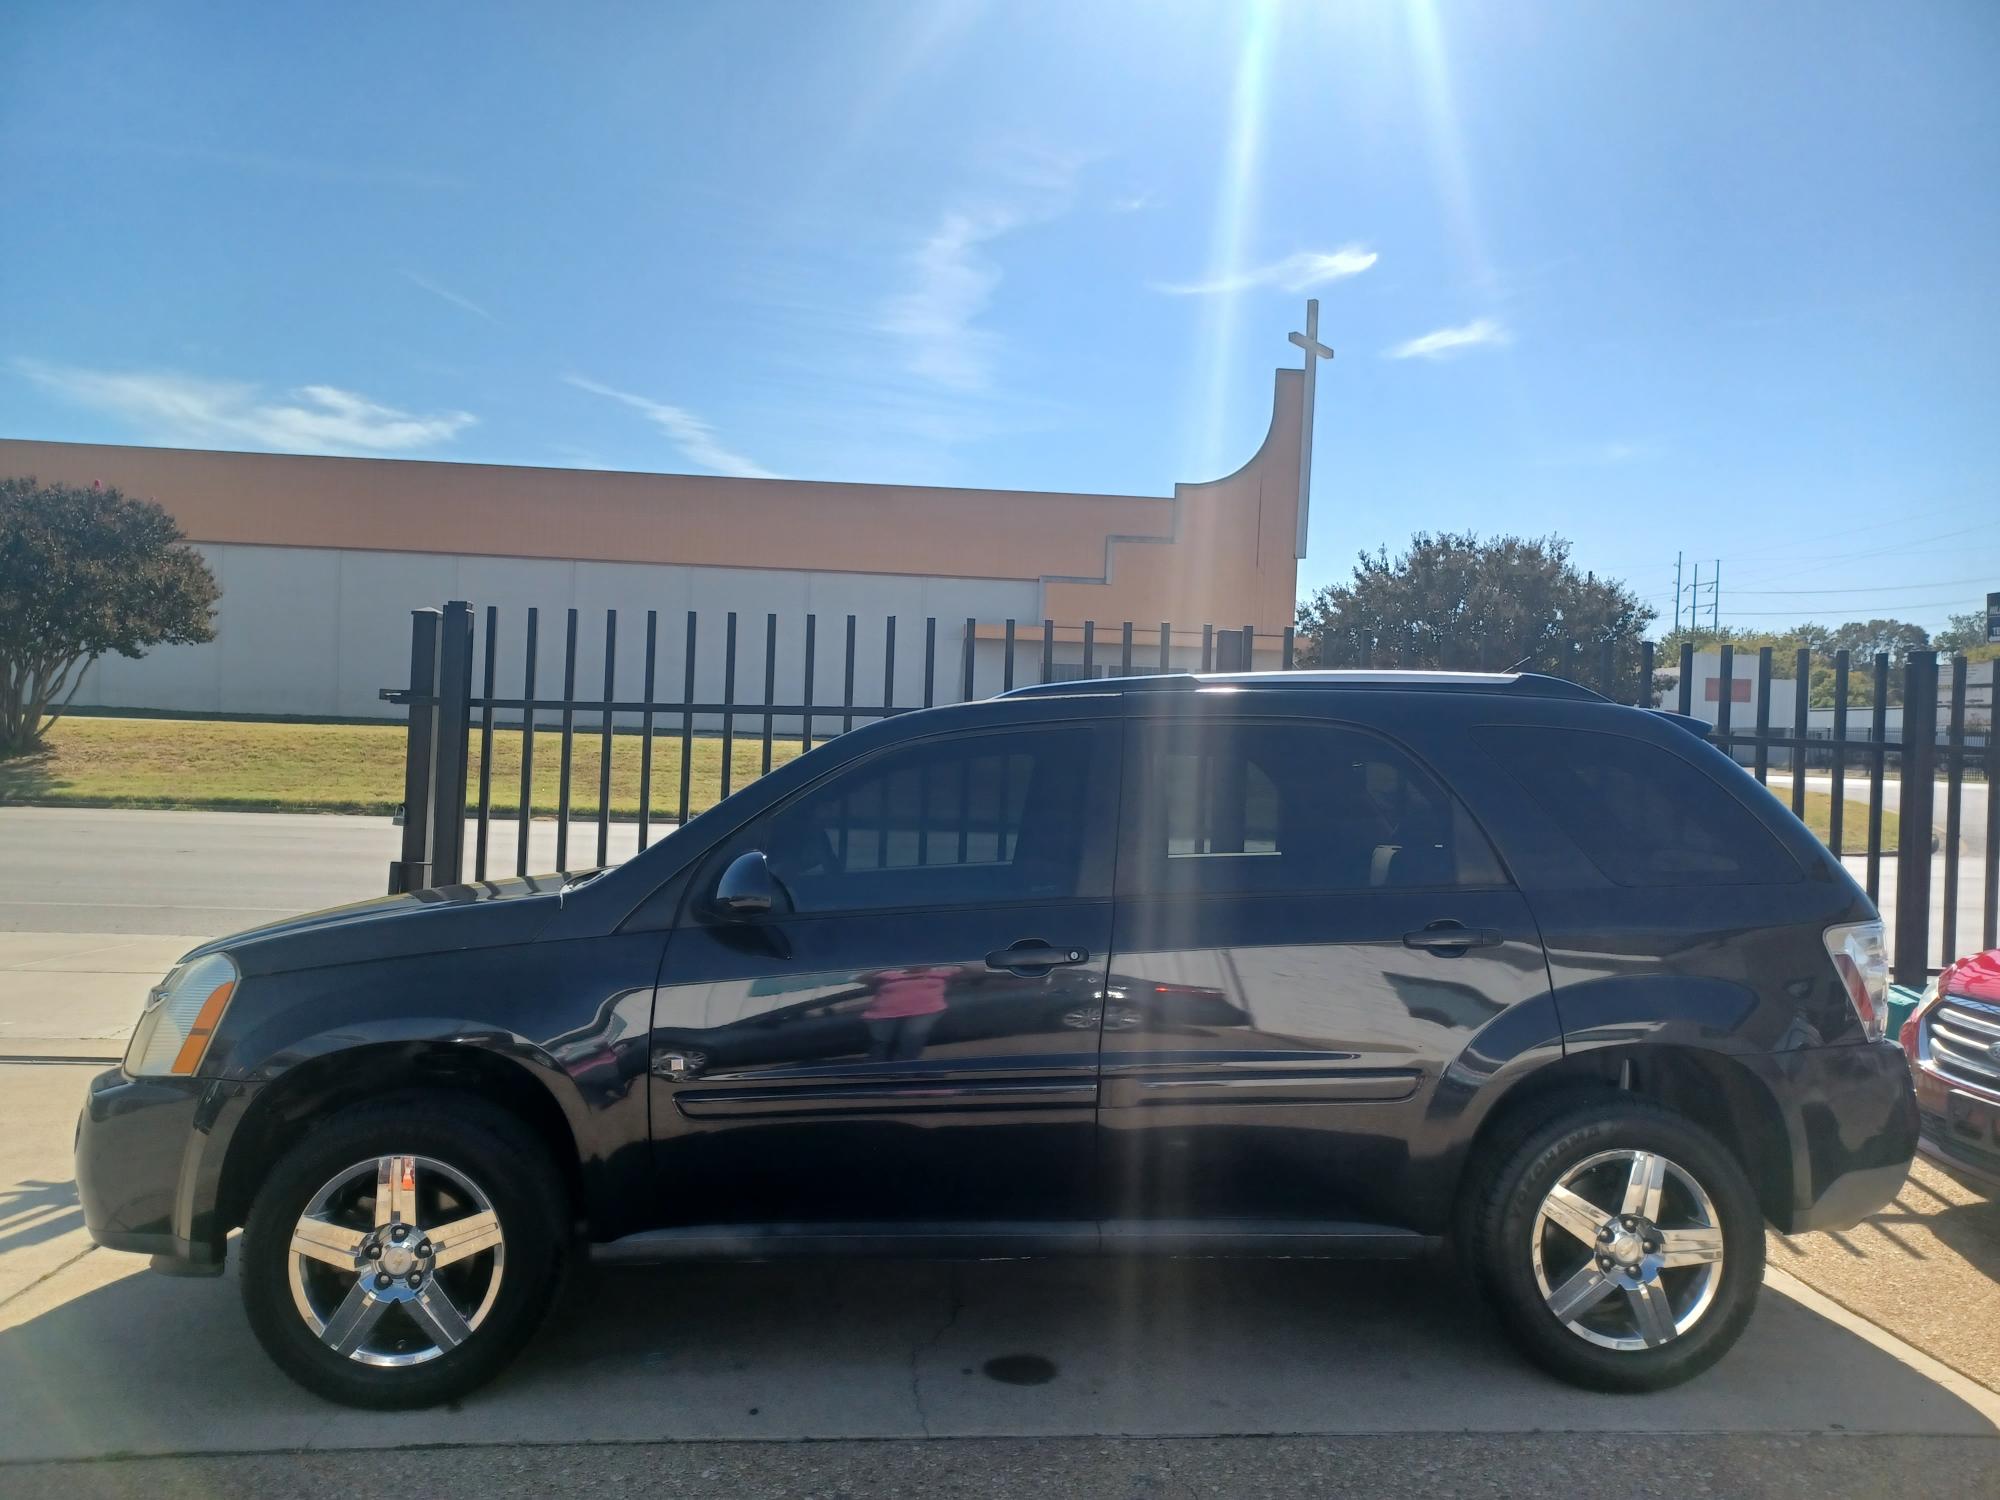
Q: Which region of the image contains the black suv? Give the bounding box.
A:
[76,671,1918,1407]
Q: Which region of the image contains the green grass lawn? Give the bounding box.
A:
[0,716,808,819]
[1771,786,1899,853]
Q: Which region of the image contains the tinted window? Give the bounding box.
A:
[1478,726,1799,887]
[1124,719,1506,896]
[731,726,1101,914]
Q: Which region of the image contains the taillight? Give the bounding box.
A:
[1823,920,1889,1042]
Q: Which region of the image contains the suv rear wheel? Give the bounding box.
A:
[240,1094,566,1408]
[1472,1095,1763,1391]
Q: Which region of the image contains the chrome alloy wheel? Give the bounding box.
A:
[286,1155,506,1367]
[1530,1149,1726,1351]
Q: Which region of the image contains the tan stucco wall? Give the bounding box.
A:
[0,368,1301,634]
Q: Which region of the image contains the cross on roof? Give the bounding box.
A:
[1287,299,1332,561]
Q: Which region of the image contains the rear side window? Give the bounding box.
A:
[1123,719,1507,896]
[1477,726,1799,887]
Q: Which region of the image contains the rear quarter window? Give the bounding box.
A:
[1476,725,1800,887]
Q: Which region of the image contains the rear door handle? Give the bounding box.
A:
[1402,921,1503,954]
[986,939,1091,975]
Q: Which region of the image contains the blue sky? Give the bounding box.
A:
[4,1,1996,631]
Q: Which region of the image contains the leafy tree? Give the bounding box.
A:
[1294,532,1655,675]
[1821,617,1931,663]
[1935,609,2000,662]
[1653,621,1936,706]
[0,477,219,757]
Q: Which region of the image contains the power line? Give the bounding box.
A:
[1727,578,1992,598]
[1720,524,1995,591]
[1715,603,1980,617]
[1685,501,1994,571]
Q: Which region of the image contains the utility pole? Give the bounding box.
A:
[1677,557,1720,638]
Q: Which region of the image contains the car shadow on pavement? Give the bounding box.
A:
[0,1252,1995,1463]
[0,1177,82,1254]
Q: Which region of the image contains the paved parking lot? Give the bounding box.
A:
[0,1056,1994,1465]
[2,804,1997,1495]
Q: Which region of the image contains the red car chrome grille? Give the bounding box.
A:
[1927,996,2000,1094]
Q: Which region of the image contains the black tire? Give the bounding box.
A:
[240,1093,567,1409]
[1470,1093,1764,1392]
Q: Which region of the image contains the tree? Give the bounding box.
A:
[1652,620,1933,706]
[1936,609,2000,662]
[1821,617,1930,663]
[0,477,219,757]
[1294,532,1655,675]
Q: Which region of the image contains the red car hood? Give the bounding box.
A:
[1942,948,2000,1004]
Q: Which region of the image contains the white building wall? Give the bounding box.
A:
[73,542,1044,723]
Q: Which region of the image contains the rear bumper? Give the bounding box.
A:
[1742,1040,1918,1233]
[74,1067,257,1272]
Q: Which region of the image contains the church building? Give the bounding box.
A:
[1,321,1324,719]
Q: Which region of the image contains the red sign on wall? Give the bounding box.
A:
[1704,678,1753,703]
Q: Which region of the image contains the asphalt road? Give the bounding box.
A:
[0,806,659,936]
[8,1433,2000,1500]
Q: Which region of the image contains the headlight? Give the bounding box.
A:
[125,952,239,1077]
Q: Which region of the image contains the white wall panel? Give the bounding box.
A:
[69,543,1042,723]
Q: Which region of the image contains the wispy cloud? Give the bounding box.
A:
[13,359,475,453]
[881,150,1083,393]
[562,374,776,479]
[1384,317,1510,360]
[1154,246,1378,297]
[882,207,1022,392]
[399,269,495,323]
[1108,191,1157,214]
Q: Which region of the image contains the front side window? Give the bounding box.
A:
[726,725,1102,915]
[1477,725,1800,887]
[1123,718,1506,896]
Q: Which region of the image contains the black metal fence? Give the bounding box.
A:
[386,602,1995,988]
[1675,641,1996,988]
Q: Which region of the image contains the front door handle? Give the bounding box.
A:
[1402,921,1503,955]
[985,939,1091,976]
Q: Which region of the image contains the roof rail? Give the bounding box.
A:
[1000,669,1606,702]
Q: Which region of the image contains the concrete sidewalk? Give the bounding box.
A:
[1,1193,1994,1463]
[3,1060,1997,1467]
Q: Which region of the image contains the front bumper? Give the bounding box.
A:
[1911,1066,2000,1197]
[74,1067,258,1271]
[1741,1039,1919,1233]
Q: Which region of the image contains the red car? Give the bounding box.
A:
[1902,948,2000,1194]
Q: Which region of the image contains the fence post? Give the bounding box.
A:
[1753,645,1773,784]
[1892,650,1938,988]
[428,600,475,888]
[388,608,441,894]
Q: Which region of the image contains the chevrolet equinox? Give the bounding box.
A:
[76,670,1919,1407]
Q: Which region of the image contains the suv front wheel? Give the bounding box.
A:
[1472,1095,1764,1391]
[240,1095,566,1408]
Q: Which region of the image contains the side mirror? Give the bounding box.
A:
[711,850,777,920]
